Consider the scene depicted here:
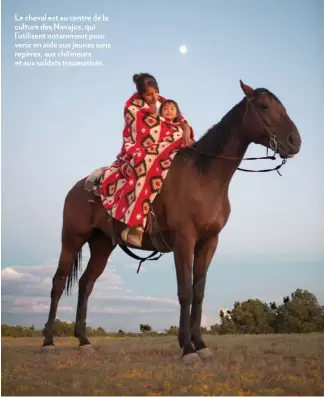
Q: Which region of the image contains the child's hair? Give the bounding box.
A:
[159,99,181,122]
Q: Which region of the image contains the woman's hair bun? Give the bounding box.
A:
[133,73,142,83]
[132,73,159,95]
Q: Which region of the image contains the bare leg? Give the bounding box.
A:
[42,234,86,347]
[74,230,115,347]
[174,233,198,362]
[190,235,218,359]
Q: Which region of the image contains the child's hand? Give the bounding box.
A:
[182,123,194,147]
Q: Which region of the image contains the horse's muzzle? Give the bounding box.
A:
[278,130,301,159]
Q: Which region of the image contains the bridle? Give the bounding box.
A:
[188,96,287,176]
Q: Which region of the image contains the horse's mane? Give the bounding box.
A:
[179,100,244,173]
[179,88,283,173]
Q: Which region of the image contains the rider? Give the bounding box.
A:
[100,73,194,247]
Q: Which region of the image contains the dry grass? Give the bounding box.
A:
[2,334,324,396]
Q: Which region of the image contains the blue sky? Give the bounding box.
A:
[1,0,324,331]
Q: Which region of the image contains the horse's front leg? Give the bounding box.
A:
[190,234,219,361]
[173,233,200,363]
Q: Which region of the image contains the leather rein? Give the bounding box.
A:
[188,97,287,176]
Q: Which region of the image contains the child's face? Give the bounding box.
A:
[161,102,177,121]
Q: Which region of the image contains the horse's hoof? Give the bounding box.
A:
[196,347,213,361]
[79,344,95,353]
[181,352,202,364]
[40,345,55,353]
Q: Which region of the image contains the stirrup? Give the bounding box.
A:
[121,227,143,248]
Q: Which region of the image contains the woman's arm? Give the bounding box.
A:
[122,98,160,157]
[180,119,195,147]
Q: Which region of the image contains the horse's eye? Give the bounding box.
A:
[260,104,268,109]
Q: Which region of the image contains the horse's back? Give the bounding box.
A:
[62,177,96,234]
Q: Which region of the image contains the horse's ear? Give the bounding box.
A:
[240,80,254,97]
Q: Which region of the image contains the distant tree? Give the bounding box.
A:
[221,299,274,334]
[1,324,41,337]
[219,316,237,334]
[1,324,14,337]
[209,323,221,334]
[275,289,324,333]
[93,326,107,336]
[200,326,208,334]
[166,325,178,335]
[53,319,74,336]
[319,312,324,332]
[218,308,235,334]
[140,324,152,333]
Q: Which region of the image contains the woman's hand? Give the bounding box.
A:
[149,93,160,114]
[148,103,157,115]
[182,134,195,147]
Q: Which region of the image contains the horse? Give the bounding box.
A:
[41,80,301,364]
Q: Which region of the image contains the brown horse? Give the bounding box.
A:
[41,81,301,363]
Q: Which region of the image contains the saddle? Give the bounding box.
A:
[84,168,172,265]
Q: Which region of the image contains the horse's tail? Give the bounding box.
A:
[65,249,83,295]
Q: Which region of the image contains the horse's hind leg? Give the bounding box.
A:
[42,233,87,349]
[74,230,115,349]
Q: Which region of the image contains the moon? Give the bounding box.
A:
[179,45,187,54]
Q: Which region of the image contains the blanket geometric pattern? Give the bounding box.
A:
[100,93,194,231]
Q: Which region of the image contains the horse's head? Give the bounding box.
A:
[239,80,301,159]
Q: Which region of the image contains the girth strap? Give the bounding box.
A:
[118,245,164,273]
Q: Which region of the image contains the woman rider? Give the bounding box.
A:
[100,73,194,247]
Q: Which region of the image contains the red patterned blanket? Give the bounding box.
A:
[100,93,194,231]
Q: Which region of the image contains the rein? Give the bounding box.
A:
[188,97,287,176]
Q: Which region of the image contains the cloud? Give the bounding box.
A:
[123,263,146,273]
[1,262,125,314]
[87,295,179,316]
[94,295,178,306]
[1,263,178,319]
[1,262,217,331]
[2,296,73,314]
[1,267,41,282]
[1,260,124,297]
[201,314,219,327]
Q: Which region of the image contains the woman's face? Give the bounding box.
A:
[142,86,159,105]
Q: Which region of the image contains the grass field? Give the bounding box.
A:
[2,334,324,396]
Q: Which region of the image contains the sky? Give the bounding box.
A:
[1,0,324,332]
